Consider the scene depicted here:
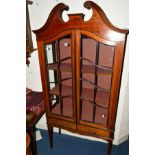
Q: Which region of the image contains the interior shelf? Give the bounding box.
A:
[49,85,72,97]
[47,63,112,74]
[49,84,110,108]
[47,63,71,72]
[51,98,73,117]
[51,99,108,125]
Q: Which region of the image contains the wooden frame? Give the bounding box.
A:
[33,1,128,155]
[26,0,36,65]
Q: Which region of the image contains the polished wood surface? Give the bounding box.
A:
[26,0,37,65]
[34,1,128,155]
[26,133,31,155]
[26,111,44,155]
[33,2,128,42]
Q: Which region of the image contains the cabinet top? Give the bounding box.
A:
[33,1,128,42]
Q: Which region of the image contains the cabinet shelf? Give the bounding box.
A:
[51,98,73,118]
[51,98,108,125]
[47,63,112,75]
[49,85,110,108]
[49,85,72,97]
[47,63,71,72]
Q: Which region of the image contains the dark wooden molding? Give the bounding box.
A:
[84,1,129,34]
[27,0,33,5]
[26,0,37,66]
[33,1,128,42]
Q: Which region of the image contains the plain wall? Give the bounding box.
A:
[26,0,129,145]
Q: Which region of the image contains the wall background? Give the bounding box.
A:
[26,0,129,145]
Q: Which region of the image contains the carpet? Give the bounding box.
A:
[36,129,129,155]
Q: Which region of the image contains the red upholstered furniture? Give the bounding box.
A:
[26,88,44,115]
[26,88,45,155]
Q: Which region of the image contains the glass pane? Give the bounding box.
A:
[44,35,74,118]
[79,35,115,126]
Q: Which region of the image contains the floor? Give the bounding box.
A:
[36,129,129,155]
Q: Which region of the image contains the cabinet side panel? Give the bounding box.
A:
[37,41,51,115]
[108,41,127,130]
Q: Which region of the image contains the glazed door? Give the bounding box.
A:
[75,30,115,129]
[43,30,76,122]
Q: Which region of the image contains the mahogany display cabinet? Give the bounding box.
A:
[33,1,128,155]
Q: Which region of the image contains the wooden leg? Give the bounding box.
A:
[59,128,61,134]
[27,127,37,155]
[47,124,53,148]
[107,140,112,155]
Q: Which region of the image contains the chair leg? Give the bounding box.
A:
[27,127,37,155]
[107,140,112,155]
[47,124,53,148]
[59,128,61,134]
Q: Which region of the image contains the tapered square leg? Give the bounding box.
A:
[107,140,112,155]
[47,124,53,148]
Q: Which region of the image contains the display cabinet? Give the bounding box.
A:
[33,1,128,154]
